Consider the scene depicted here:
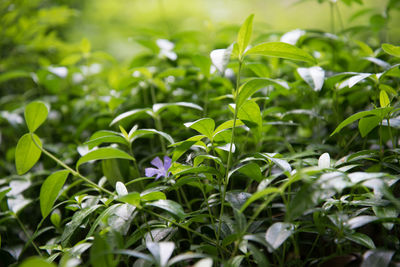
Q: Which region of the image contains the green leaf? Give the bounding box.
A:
[90,234,114,267]
[131,129,174,144]
[15,133,42,175]
[346,233,375,249]
[118,192,141,207]
[331,107,392,136]
[237,14,254,58]
[40,170,69,218]
[380,90,390,107]
[230,163,263,182]
[359,116,381,137]
[141,192,166,202]
[184,118,215,140]
[346,215,379,229]
[213,120,245,136]
[245,42,316,64]
[24,101,49,133]
[110,108,152,126]
[0,70,32,84]
[236,78,273,109]
[237,100,262,139]
[146,199,186,220]
[240,187,281,212]
[61,205,101,246]
[382,43,400,58]
[19,257,56,267]
[265,222,295,252]
[76,147,134,169]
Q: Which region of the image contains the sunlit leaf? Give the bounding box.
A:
[76,147,134,169]
[380,90,390,108]
[184,118,215,140]
[237,14,254,58]
[15,133,42,175]
[382,43,400,58]
[245,42,316,64]
[25,101,49,133]
[40,170,69,218]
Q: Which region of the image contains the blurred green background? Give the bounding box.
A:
[65,0,399,60]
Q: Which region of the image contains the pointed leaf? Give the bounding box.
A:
[346,233,375,249]
[25,101,48,133]
[146,199,186,219]
[15,133,42,175]
[359,116,381,137]
[237,100,262,139]
[331,108,392,136]
[90,234,114,267]
[236,78,273,109]
[184,118,215,140]
[40,170,69,218]
[237,14,254,58]
[245,42,316,64]
[240,187,281,212]
[152,102,203,114]
[110,108,152,126]
[118,192,141,207]
[19,257,56,267]
[380,90,390,108]
[76,147,134,169]
[382,43,400,58]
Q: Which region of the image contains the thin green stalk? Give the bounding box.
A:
[197,177,218,239]
[217,60,243,245]
[13,212,42,257]
[143,213,154,241]
[149,84,167,153]
[30,133,115,196]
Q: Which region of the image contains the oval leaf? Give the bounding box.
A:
[237,14,254,58]
[24,101,49,133]
[245,42,316,64]
[380,90,390,108]
[15,133,42,175]
[76,147,134,169]
[40,170,69,218]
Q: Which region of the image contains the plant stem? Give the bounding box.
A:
[217,60,243,245]
[13,212,42,257]
[30,133,115,196]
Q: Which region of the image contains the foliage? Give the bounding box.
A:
[1,1,400,266]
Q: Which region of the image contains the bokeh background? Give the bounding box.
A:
[64,0,400,60]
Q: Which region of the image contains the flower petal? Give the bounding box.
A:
[151,157,164,169]
[145,167,161,178]
[163,156,172,170]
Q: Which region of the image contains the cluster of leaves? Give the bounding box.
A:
[1,1,400,266]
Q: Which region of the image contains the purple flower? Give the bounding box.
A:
[145,156,172,180]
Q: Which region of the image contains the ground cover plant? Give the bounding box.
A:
[1,0,400,266]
